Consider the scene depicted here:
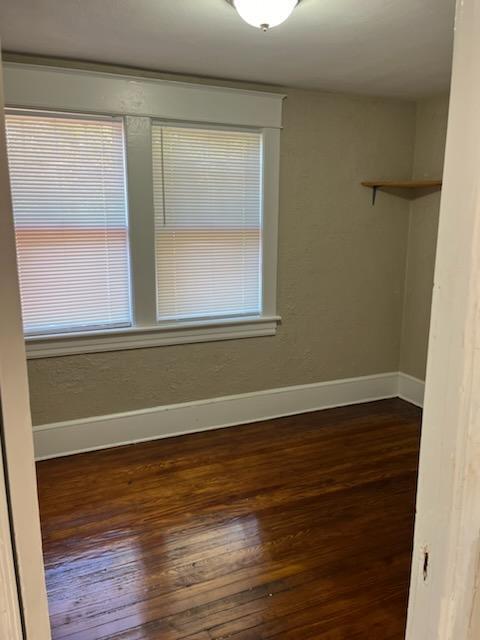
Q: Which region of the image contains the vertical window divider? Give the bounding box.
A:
[124,116,158,327]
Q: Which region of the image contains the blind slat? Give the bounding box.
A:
[6,111,132,335]
[152,124,262,321]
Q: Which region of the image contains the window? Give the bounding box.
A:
[152,123,262,321]
[4,64,282,357]
[5,111,131,336]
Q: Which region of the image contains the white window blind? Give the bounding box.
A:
[5,111,131,336]
[152,123,262,321]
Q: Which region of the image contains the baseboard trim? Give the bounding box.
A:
[33,372,401,460]
[398,372,425,408]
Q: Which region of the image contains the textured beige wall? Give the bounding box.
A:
[400,95,450,380]
[6,57,416,424]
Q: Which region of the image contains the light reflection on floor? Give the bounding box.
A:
[44,513,266,636]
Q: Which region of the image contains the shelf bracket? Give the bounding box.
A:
[372,186,378,206]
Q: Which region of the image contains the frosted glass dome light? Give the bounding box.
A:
[233,0,299,31]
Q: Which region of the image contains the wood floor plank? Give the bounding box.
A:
[37,398,421,639]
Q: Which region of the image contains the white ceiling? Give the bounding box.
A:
[0,0,455,98]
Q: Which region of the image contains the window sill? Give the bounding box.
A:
[25,315,281,359]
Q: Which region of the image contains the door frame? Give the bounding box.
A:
[0,48,51,640]
[406,0,480,637]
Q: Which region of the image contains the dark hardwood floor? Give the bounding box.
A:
[36,398,421,640]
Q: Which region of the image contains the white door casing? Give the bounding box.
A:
[406,0,480,637]
[0,48,51,639]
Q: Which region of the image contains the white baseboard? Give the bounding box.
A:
[33,371,401,460]
[398,372,425,408]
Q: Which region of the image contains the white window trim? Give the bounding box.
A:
[3,63,285,128]
[25,316,281,358]
[3,63,284,359]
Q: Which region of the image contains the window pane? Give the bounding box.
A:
[152,124,262,321]
[5,112,131,336]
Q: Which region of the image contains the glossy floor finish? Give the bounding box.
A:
[36,399,422,640]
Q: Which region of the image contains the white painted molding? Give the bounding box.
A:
[0,53,51,639]
[33,372,402,460]
[407,0,480,636]
[3,63,285,128]
[398,373,425,407]
[26,316,280,359]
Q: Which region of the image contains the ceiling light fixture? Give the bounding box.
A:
[232,0,299,31]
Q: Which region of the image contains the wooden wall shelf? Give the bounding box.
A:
[361,180,443,205]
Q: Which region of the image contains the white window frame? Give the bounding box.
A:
[3,64,284,359]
